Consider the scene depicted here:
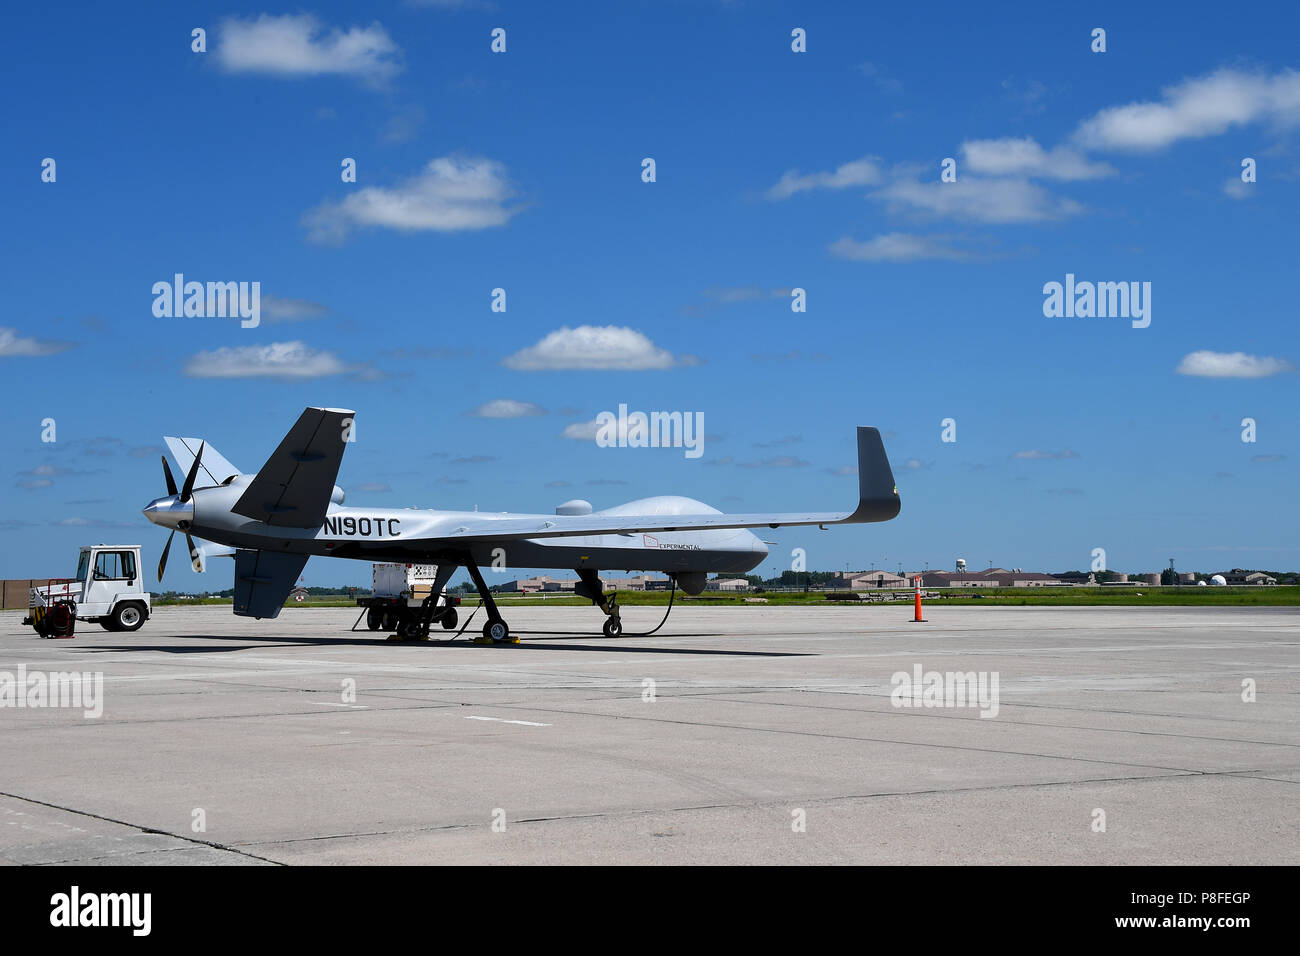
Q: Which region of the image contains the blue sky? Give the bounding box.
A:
[2,0,1297,590]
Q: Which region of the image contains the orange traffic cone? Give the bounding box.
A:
[910,576,926,623]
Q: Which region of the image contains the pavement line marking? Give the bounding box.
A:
[309,702,367,709]
[465,715,551,726]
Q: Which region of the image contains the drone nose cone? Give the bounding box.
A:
[143,495,193,530]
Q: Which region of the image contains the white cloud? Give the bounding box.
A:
[217,14,401,82]
[1013,449,1080,460]
[960,137,1114,180]
[1175,350,1295,379]
[562,419,604,440]
[303,157,519,242]
[829,233,977,262]
[682,286,792,316]
[0,326,73,357]
[262,294,329,321]
[766,157,883,200]
[855,63,903,95]
[184,341,348,380]
[872,177,1083,223]
[1073,68,1300,152]
[1223,178,1255,200]
[737,456,809,469]
[382,105,426,144]
[504,326,691,371]
[705,286,764,303]
[471,399,546,418]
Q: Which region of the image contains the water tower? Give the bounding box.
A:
[956,558,967,573]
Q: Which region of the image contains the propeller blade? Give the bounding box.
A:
[158,530,174,583]
[161,457,178,497]
[181,441,205,502]
[186,533,203,573]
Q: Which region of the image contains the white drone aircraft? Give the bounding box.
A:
[143,407,901,643]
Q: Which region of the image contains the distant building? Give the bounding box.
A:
[1052,571,1094,586]
[605,575,666,591]
[918,572,998,588]
[499,576,577,593]
[1216,570,1278,586]
[834,569,908,589]
[994,572,1062,587]
[502,574,668,592]
[706,577,750,591]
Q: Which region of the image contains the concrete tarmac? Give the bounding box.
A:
[0,604,1296,865]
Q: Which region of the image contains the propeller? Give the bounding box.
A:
[157,530,173,582]
[161,456,178,496]
[157,529,201,583]
[180,441,204,502]
[156,442,205,582]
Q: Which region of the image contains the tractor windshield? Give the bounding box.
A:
[75,550,90,582]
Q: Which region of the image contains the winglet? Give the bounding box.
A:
[846,426,901,523]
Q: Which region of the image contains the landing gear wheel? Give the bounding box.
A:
[400,619,424,640]
[366,608,383,631]
[483,620,510,643]
[602,617,623,639]
[109,602,144,632]
[440,607,458,630]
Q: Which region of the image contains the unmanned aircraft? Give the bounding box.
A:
[143,408,901,643]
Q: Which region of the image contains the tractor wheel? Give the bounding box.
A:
[108,602,145,632]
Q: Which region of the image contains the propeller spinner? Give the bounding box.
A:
[145,443,205,582]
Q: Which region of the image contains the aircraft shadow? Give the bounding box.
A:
[75,632,811,658]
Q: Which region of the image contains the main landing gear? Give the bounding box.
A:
[577,569,624,639]
[466,562,517,644]
[458,563,677,645]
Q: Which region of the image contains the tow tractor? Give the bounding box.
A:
[23,545,151,638]
[354,563,460,640]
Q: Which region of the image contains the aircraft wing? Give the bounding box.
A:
[422,426,899,544]
[232,407,354,529]
[232,549,309,619]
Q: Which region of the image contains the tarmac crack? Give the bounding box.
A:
[0,789,284,866]
[235,767,1274,852]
